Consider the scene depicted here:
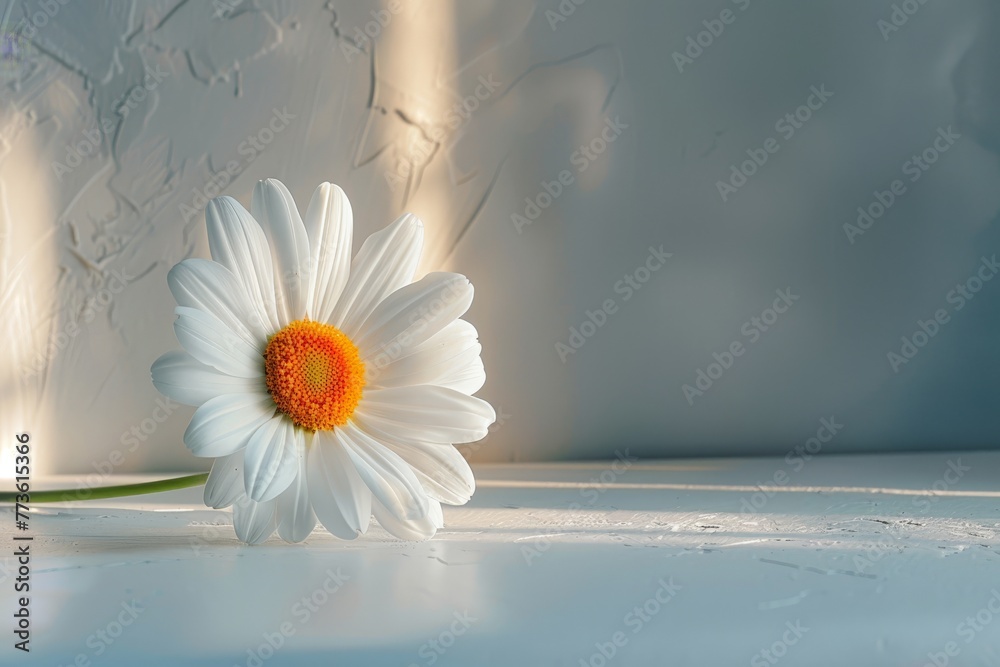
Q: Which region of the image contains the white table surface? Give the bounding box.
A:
[3,451,1000,666]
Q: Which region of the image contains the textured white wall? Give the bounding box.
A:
[1,0,999,475]
[0,0,594,474]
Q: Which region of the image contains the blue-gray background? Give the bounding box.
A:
[0,0,997,473]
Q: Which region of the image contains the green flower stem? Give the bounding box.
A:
[0,473,209,503]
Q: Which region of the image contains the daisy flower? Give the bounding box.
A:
[151,179,495,544]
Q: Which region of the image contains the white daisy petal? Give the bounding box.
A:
[173,306,264,379]
[354,272,473,356]
[184,393,276,458]
[429,498,444,528]
[386,440,476,505]
[243,415,302,503]
[251,179,311,325]
[304,183,353,324]
[204,451,244,509]
[151,350,267,407]
[354,385,496,445]
[233,494,277,544]
[307,430,371,539]
[372,497,442,541]
[367,320,485,395]
[429,350,486,396]
[339,422,430,522]
[330,213,423,336]
[276,434,316,543]
[206,196,280,332]
[167,258,267,343]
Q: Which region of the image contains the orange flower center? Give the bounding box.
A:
[264,319,365,431]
